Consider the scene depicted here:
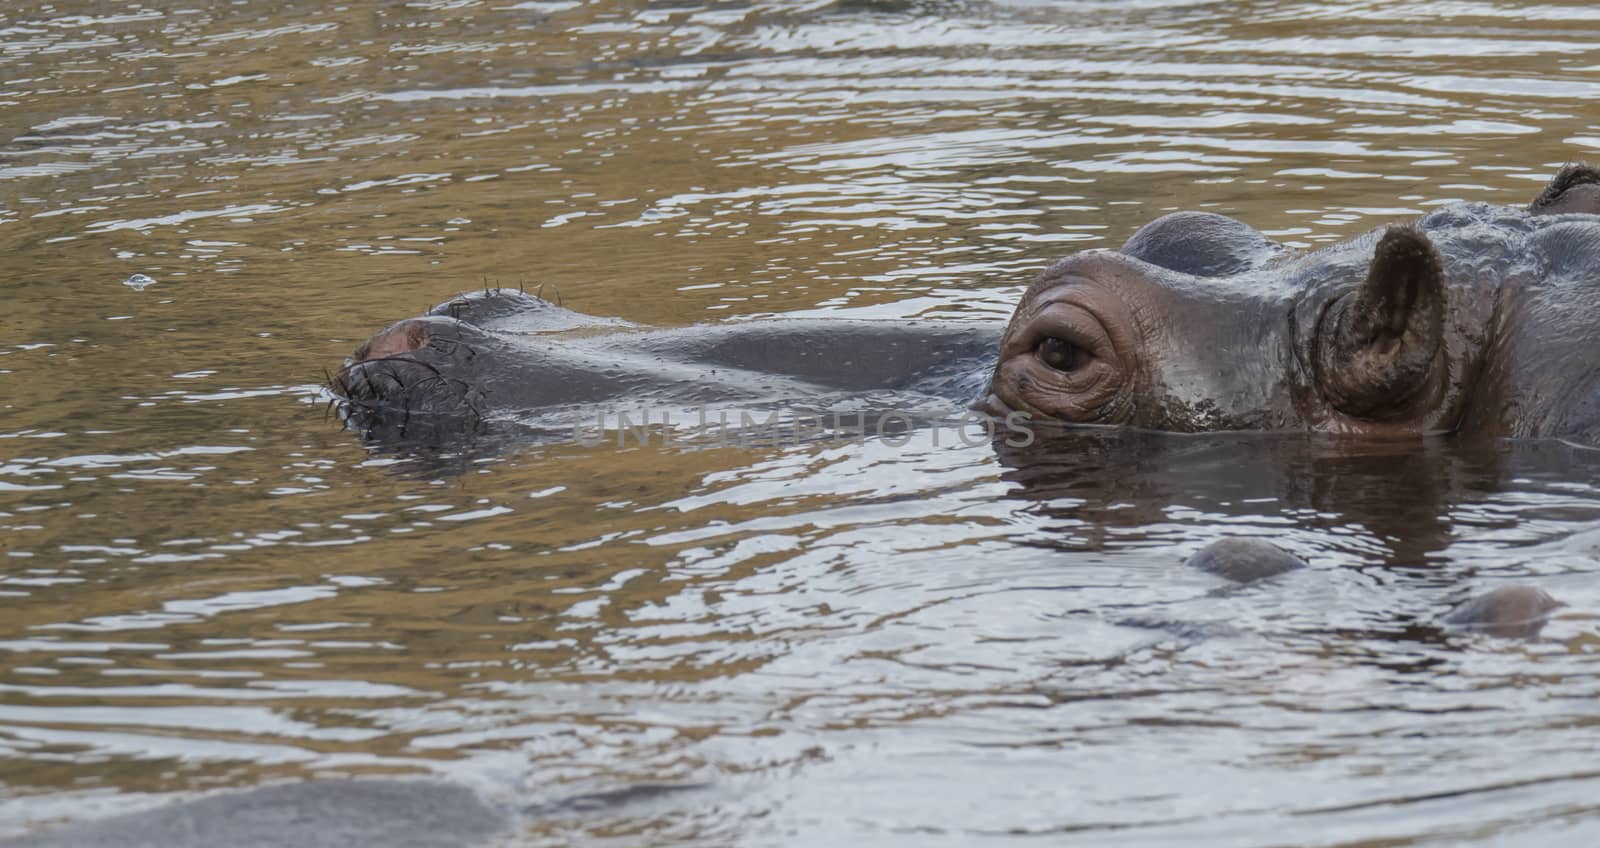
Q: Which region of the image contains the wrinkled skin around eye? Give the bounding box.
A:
[986,270,1144,426]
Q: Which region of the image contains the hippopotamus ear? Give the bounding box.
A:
[1314,227,1445,419]
[1530,163,1600,215]
[1119,211,1281,277]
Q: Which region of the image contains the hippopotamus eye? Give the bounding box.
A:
[1036,336,1089,372]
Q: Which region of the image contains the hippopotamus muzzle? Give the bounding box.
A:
[330,287,1001,445]
[332,314,502,441]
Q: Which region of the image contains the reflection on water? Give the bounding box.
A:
[4,0,1600,843]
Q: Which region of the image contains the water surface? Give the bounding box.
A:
[4,0,1600,844]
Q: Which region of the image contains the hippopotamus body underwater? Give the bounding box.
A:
[330,164,1600,637]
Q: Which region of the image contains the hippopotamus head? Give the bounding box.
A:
[985,164,1600,442]
[330,285,998,447]
[330,290,593,444]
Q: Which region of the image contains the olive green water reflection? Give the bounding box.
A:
[4,0,1600,844]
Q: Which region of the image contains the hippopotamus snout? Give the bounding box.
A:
[341,287,594,384]
[333,315,498,441]
[330,287,659,443]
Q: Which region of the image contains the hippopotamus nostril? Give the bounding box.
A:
[350,320,430,365]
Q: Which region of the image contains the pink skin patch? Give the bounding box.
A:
[350,321,429,364]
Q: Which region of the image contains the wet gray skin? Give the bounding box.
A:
[334,165,1600,449]
[1185,538,1307,583]
[985,164,1600,443]
[332,291,1000,447]
[1442,585,1566,639]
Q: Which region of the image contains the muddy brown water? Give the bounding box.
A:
[4,0,1600,844]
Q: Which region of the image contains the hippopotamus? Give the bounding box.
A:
[330,166,1598,638]
[985,163,1600,443]
[333,164,1600,448]
[331,289,1000,446]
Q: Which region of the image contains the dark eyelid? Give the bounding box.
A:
[1032,303,1113,358]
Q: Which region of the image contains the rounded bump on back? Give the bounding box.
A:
[1442,584,1564,639]
[1185,538,1307,583]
